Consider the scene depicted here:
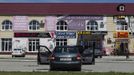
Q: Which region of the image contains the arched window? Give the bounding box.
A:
[56,20,67,31]
[87,20,98,30]
[116,21,127,30]
[29,20,39,30]
[2,20,12,30]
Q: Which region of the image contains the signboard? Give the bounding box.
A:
[114,32,129,38]
[13,38,28,50]
[56,32,76,39]
[58,16,104,30]
[14,33,51,38]
[68,20,85,30]
[62,16,103,20]
[91,31,107,35]
[45,16,57,31]
[13,16,28,31]
[77,31,90,35]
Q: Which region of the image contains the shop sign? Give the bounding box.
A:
[77,31,90,35]
[62,16,103,20]
[13,16,28,31]
[114,32,129,38]
[56,32,76,39]
[68,20,85,30]
[91,31,107,35]
[115,39,129,43]
[117,4,125,12]
[14,33,51,38]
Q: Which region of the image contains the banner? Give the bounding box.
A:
[56,32,76,39]
[13,16,28,31]
[68,20,85,30]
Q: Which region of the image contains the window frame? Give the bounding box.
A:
[56,39,67,46]
[29,20,40,31]
[86,20,98,31]
[28,39,39,52]
[1,38,12,52]
[116,21,128,31]
[1,20,12,31]
[56,20,68,31]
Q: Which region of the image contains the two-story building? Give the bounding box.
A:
[0,3,134,55]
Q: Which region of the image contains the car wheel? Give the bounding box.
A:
[22,55,25,57]
[91,60,95,65]
[50,66,55,71]
[76,67,81,71]
[12,55,14,58]
[99,56,102,58]
[37,57,41,65]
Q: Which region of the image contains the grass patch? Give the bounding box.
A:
[0,71,134,75]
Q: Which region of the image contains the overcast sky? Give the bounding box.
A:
[0,0,133,3]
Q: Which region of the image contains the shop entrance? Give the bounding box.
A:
[77,34,104,57]
[115,40,128,55]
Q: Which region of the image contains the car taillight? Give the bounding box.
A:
[77,53,81,60]
[49,54,55,60]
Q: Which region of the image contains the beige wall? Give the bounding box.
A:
[104,17,115,47]
[0,16,13,30]
[0,31,13,38]
[0,16,13,38]
[129,38,134,53]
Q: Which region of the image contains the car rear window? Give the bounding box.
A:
[54,46,78,53]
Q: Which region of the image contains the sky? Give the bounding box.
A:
[0,0,134,3]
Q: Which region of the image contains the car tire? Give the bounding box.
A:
[76,67,81,71]
[91,60,95,65]
[99,56,102,58]
[50,66,55,71]
[37,57,41,65]
[12,55,14,58]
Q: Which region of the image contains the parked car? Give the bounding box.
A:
[37,45,51,64]
[95,49,103,58]
[81,48,95,64]
[12,48,25,57]
[49,46,82,71]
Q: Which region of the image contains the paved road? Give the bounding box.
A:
[0,56,134,72]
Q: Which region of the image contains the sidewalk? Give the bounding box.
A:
[100,56,134,62]
[0,55,37,59]
[1,55,134,61]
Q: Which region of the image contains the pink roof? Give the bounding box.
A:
[0,3,133,15]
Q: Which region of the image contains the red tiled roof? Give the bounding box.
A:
[0,3,133,15]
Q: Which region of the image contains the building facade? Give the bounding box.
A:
[0,3,134,55]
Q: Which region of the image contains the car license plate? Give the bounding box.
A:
[60,58,72,61]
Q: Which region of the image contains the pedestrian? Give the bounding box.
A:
[125,47,129,59]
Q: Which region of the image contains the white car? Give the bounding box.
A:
[12,49,25,57]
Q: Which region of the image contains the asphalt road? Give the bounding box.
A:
[0,56,134,72]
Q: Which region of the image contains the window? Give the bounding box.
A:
[56,20,67,31]
[116,21,128,30]
[2,20,12,30]
[29,20,40,30]
[107,38,112,44]
[28,39,39,52]
[54,46,78,53]
[56,39,67,46]
[100,22,104,28]
[87,20,98,31]
[1,38,12,52]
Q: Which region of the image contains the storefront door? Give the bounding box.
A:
[28,39,39,52]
